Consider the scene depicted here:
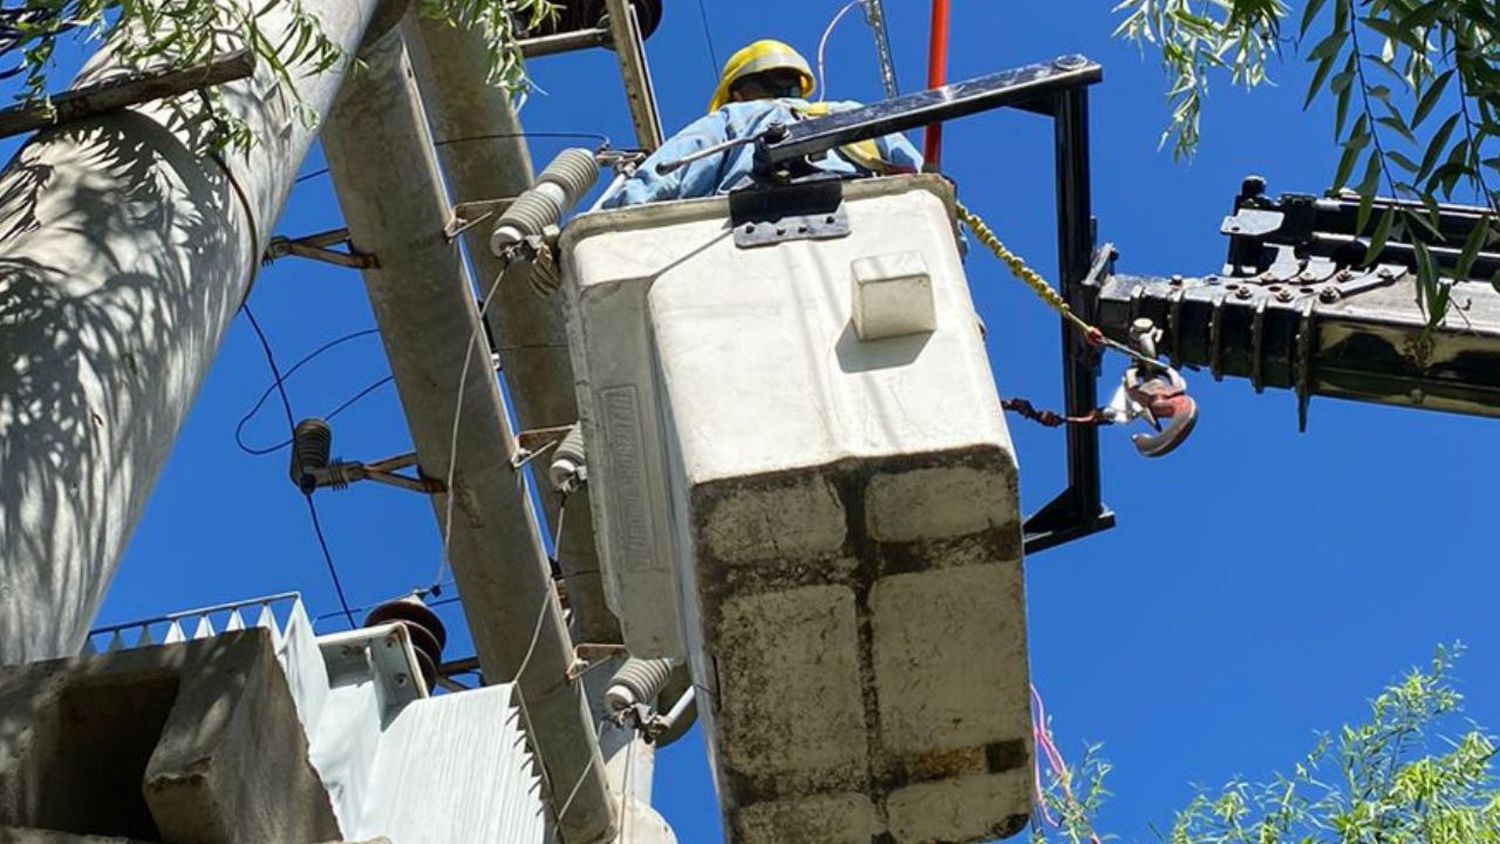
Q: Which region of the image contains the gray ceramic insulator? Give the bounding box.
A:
[549,423,588,492]
[605,657,678,713]
[490,147,600,256]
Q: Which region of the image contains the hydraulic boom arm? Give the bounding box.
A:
[1091,177,1500,428]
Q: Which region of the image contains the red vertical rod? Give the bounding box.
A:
[923,0,951,170]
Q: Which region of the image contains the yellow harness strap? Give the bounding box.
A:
[796,102,890,175]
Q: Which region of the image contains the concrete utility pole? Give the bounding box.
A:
[405,18,621,648]
[407,26,673,844]
[0,0,385,664]
[320,19,615,844]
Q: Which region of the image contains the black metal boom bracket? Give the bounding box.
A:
[748,56,1115,555]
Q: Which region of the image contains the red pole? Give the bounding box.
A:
[923,0,951,170]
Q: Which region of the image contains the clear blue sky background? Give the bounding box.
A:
[44,1,1495,841]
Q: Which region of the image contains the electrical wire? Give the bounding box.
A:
[292,133,613,189]
[1030,684,1102,844]
[816,0,867,102]
[233,327,385,455]
[241,303,358,630]
[429,268,508,593]
[433,131,612,149]
[294,167,329,185]
[236,374,394,455]
[312,580,458,625]
[694,0,720,79]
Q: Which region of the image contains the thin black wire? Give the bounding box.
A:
[237,375,395,455]
[433,130,612,149]
[313,581,458,625]
[695,0,720,79]
[234,327,385,455]
[299,134,609,182]
[294,167,329,185]
[291,132,614,187]
[241,303,358,630]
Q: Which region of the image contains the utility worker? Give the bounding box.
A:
[601,39,923,209]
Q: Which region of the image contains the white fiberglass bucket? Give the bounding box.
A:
[562,174,1033,843]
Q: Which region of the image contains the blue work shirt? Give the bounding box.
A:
[602,98,924,209]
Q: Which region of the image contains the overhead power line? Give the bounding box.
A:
[241,302,358,630]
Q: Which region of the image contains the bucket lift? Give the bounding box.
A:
[556,58,1105,843]
[548,46,1500,843]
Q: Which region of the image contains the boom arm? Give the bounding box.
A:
[1091,177,1500,428]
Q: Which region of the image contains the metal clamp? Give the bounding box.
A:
[298,452,445,496]
[728,178,850,249]
[1103,318,1199,458]
[263,228,377,269]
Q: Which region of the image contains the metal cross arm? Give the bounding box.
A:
[755,55,1103,170]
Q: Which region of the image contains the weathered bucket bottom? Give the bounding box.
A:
[688,448,1034,844]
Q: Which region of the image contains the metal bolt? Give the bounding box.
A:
[1170,274,1184,286]
[1410,387,1426,404]
[1320,287,1341,303]
[1337,269,1354,281]
[1260,271,1277,282]
[1378,266,1395,279]
[1054,54,1088,70]
[1236,286,1254,300]
[1276,289,1294,302]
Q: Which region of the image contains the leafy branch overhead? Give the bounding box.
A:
[0,0,555,149]
[1115,0,1500,325]
[1033,646,1500,844]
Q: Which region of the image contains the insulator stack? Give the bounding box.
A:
[490,148,601,256]
[604,657,678,713]
[289,418,333,495]
[549,423,588,492]
[364,596,448,692]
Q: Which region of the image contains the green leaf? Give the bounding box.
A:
[1377,114,1418,145]
[1308,29,1349,60]
[1306,53,1340,108]
[1335,144,1362,189]
[1364,206,1397,263]
[1418,113,1461,178]
[1455,215,1493,279]
[1412,69,1454,127]
[1302,0,1332,36]
[1362,15,1426,50]
[1388,151,1420,173]
[1334,53,1358,135]
[1356,151,1383,231]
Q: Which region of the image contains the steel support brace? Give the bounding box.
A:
[758,56,1103,169]
[1023,87,1116,553]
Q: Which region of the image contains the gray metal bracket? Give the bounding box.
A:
[728,179,850,249]
[263,227,376,269]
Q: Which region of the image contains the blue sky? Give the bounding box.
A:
[52,1,1498,841]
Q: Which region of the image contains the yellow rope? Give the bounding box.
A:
[954,199,1100,340]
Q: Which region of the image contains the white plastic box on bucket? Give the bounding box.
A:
[562,175,1034,843]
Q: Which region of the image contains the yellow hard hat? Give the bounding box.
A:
[708,39,815,114]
